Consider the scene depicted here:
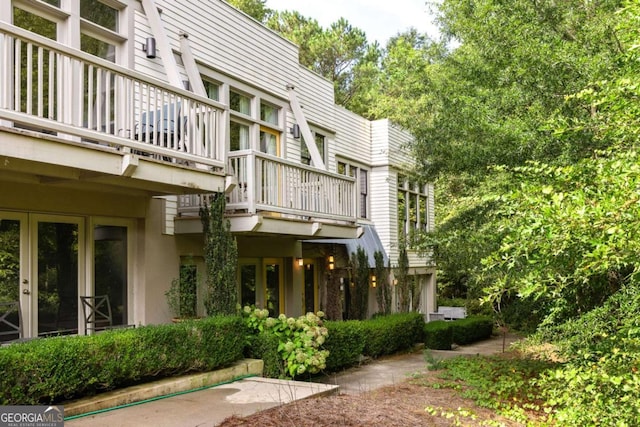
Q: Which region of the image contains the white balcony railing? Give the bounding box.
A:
[0,22,225,169]
[180,151,358,223]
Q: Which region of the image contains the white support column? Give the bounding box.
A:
[287,85,326,170]
[140,0,184,88]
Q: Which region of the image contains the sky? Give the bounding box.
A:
[265,0,440,46]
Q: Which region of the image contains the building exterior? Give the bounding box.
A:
[0,0,435,340]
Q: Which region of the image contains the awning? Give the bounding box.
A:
[306,224,388,268]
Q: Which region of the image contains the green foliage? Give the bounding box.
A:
[242,307,329,378]
[265,11,381,115]
[424,316,494,350]
[348,246,370,320]
[360,312,424,358]
[224,0,270,22]
[436,355,556,424]
[244,331,282,378]
[200,194,238,316]
[424,321,453,350]
[323,320,365,371]
[164,264,199,319]
[395,241,411,312]
[374,251,391,315]
[0,316,246,404]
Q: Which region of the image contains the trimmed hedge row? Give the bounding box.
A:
[244,331,283,378]
[323,312,425,372]
[0,316,246,405]
[424,316,494,350]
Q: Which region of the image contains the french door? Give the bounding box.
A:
[0,213,83,339]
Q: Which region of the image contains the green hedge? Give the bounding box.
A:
[424,316,494,350]
[361,312,425,358]
[0,316,246,405]
[323,320,365,371]
[244,331,283,378]
[323,313,426,372]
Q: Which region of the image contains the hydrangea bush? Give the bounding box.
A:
[242,306,329,378]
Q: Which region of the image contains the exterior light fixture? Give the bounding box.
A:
[290,124,301,139]
[371,275,377,288]
[142,37,157,59]
[328,255,334,270]
[392,279,398,286]
[297,258,304,267]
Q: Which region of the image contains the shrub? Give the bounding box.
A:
[451,316,494,345]
[242,307,329,378]
[424,316,494,350]
[0,316,246,405]
[424,321,454,350]
[245,331,283,378]
[361,312,424,357]
[324,320,365,371]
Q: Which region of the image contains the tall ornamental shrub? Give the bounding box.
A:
[200,193,238,316]
[349,246,370,320]
[396,241,410,312]
[374,250,391,315]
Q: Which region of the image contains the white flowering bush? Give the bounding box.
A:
[242,306,329,378]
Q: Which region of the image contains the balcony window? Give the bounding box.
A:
[260,128,279,156]
[230,91,251,115]
[13,7,57,39]
[301,132,326,166]
[203,79,220,101]
[230,121,250,151]
[80,0,118,32]
[260,102,278,125]
[338,161,368,219]
[81,33,115,62]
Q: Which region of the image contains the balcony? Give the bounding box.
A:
[177,151,360,238]
[0,22,225,195]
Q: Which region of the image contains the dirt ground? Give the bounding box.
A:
[217,368,524,427]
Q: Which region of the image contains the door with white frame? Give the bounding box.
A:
[0,213,84,340]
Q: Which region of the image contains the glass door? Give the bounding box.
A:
[303,260,317,314]
[0,213,27,342]
[264,258,283,317]
[33,215,83,337]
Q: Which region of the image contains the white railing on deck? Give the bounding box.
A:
[0,22,224,168]
[180,151,357,222]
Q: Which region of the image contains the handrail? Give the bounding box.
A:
[0,22,226,168]
[227,150,358,221]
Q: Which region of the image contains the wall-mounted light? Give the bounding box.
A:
[392,279,398,286]
[290,124,301,139]
[371,275,377,288]
[297,258,304,267]
[328,255,334,270]
[142,37,157,59]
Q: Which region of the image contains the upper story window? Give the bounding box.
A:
[12,0,126,63]
[80,0,118,32]
[260,102,278,125]
[398,177,429,247]
[230,91,251,115]
[203,79,220,101]
[301,131,326,167]
[338,161,369,219]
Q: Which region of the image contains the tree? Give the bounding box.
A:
[266,11,380,115]
[348,246,370,320]
[224,0,270,22]
[395,242,410,312]
[200,193,238,316]
[374,251,391,315]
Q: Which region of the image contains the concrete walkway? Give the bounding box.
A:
[65,333,519,427]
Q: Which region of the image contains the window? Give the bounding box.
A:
[398,177,430,247]
[260,127,279,155]
[338,161,369,219]
[13,8,57,39]
[230,121,250,151]
[260,102,278,125]
[203,79,220,101]
[301,132,326,166]
[230,91,251,115]
[80,0,118,32]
